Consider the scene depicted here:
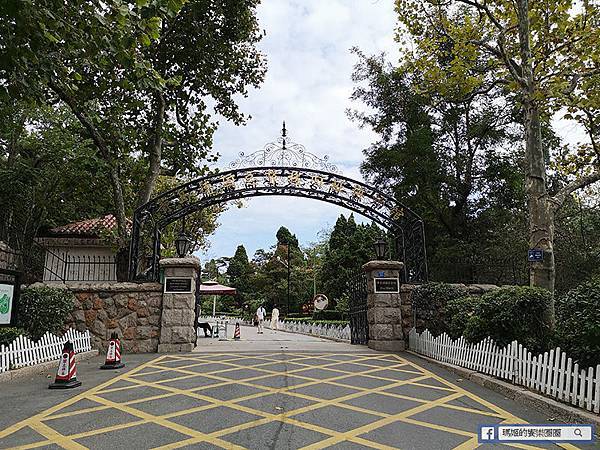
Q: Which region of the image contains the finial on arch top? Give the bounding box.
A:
[228,122,341,174]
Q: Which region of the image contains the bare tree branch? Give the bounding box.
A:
[552,170,600,210]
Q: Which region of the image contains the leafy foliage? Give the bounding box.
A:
[464,287,553,353]
[0,327,28,346]
[556,277,600,367]
[444,295,482,339]
[17,286,75,340]
[226,245,253,308]
[1,0,267,248]
[349,49,527,287]
[321,214,382,303]
[392,0,600,297]
[312,310,346,321]
[411,283,468,336]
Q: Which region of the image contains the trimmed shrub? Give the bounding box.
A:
[17,286,75,340]
[0,327,28,346]
[313,309,344,321]
[464,286,553,353]
[411,282,468,335]
[556,277,600,367]
[445,295,482,339]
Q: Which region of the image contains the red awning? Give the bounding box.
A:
[199,281,236,296]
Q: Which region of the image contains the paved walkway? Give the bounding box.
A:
[194,324,357,352]
[0,343,579,449]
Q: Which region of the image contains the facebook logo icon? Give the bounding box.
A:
[480,426,496,441]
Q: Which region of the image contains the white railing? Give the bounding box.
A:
[0,328,92,373]
[278,320,351,341]
[196,316,352,341]
[409,328,600,414]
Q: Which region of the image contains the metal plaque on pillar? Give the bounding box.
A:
[374,277,399,293]
[164,277,193,293]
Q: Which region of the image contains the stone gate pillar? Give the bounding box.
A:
[158,257,200,352]
[363,260,405,352]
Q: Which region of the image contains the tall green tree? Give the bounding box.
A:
[348,47,526,284]
[226,245,252,308]
[395,0,600,325]
[321,215,381,303]
[1,0,267,249]
[0,102,114,253]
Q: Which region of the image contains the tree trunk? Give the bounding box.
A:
[517,0,555,327]
[138,92,166,207]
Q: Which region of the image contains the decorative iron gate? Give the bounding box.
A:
[348,270,368,345]
[129,124,427,283]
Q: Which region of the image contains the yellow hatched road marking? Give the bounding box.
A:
[0,354,168,443]
[1,352,580,450]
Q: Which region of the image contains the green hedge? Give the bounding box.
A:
[312,309,345,321]
[0,327,28,346]
[412,282,468,335]
[445,295,482,339]
[464,286,553,353]
[556,277,600,367]
[17,286,75,340]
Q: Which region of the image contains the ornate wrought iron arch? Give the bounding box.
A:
[128,126,428,282]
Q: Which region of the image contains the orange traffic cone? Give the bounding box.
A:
[234,322,241,340]
[100,332,125,370]
[49,341,82,389]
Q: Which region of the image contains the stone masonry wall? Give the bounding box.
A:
[64,282,163,353]
[399,283,499,338]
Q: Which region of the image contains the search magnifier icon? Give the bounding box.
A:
[574,428,582,437]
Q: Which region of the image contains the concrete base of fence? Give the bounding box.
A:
[157,343,194,353]
[0,350,99,383]
[369,339,405,352]
[407,350,600,428]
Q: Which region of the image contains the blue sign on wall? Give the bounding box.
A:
[528,249,544,262]
[377,271,385,278]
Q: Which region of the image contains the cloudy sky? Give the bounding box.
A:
[198,0,400,262]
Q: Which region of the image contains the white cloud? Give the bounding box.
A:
[199,0,398,261]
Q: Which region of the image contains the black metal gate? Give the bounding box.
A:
[348,270,368,345]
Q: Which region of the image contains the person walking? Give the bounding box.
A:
[270,307,280,331]
[256,304,266,334]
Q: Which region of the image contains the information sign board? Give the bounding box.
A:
[374,277,400,293]
[164,277,193,293]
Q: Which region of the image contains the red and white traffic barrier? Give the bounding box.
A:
[49,341,82,389]
[100,332,125,370]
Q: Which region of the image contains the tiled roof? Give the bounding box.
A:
[49,215,131,237]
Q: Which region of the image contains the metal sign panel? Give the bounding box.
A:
[0,283,15,325]
[164,277,193,294]
[374,277,400,294]
[313,294,329,311]
[528,249,544,262]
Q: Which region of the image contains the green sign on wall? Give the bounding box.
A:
[0,283,14,325]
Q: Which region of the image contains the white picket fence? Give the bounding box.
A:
[196,316,351,341]
[279,320,351,341]
[0,328,92,373]
[409,328,600,414]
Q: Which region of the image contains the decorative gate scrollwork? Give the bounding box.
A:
[129,125,428,283]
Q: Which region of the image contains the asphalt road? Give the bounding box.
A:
[0,331,596,449]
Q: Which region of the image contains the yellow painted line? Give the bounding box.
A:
[29,421,88,450]
[409,381,457,392]
[300,391,465,450]
[0,354,168,442]
[86,393,240,449]
[3,352,578,450]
